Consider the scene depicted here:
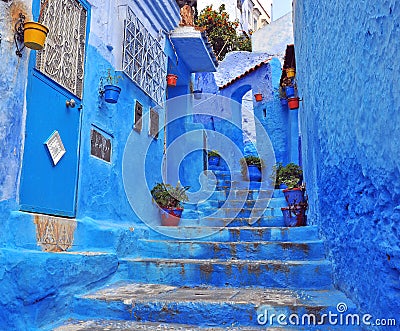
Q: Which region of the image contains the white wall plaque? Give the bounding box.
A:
[44,131,66,166]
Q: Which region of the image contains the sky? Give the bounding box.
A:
[273,0,292,21]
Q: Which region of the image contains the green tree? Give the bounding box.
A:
[196,4,252,60]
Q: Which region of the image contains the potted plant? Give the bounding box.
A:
[282,77,295,98]
[286,67,296,78]
[240,156,265,182]
[207,150,220,167]
[167,74,178,87]
[254,93,263,102]
[288,97,300,110]
[275,163,305,205]
[24,0,50,50]
[151,182,189,226]
[103,69,122,104]
[193,89,202,100]
[278,87,288,107]
[281,205,306,227]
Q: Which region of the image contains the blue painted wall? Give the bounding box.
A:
[294,0,400,321]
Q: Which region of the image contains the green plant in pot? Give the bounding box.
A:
[208,150,220,167]
[274,163,305,205]
[240,156,265,182]
[102,69,123,103]
[151,182,189,226]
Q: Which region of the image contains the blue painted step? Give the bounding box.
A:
[135,239,325,261]
[198,215,286,227]
[118,258,333,289]
[150,225,320,242]
[69,282,358,329]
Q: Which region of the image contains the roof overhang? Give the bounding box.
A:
[170,26,218,73]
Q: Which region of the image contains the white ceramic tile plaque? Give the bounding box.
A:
[44,131,66,165]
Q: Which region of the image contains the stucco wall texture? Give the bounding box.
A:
[0,0,31,201]
[294,0,400,320]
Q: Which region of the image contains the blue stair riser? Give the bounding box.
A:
[120,259,333,289]
[199,216,286,227]
[135,240,325,261]
[71,298,359,329]
[149,226,320,243]
[198,207,281,218]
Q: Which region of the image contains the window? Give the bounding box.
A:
[149,108,159,139]
[122,7,167,106]
[36,0,87,99]
[134,101,143,132]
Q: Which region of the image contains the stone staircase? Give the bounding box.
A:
[51,169,359,330]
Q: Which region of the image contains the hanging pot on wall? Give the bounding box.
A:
[104,85,121,103]
[285,86,295,98]
[288,97,299,110]
[254,93,263,102]
[167,74,178,87]
[193,89,202,100]
[23,21,49,50]
[286,68,296,78]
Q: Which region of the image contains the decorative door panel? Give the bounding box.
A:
[20,0,88,217]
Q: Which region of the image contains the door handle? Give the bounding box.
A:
[66,99,76,108]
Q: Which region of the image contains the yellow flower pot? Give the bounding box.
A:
[286,68,296,78]
[24,21,49,50]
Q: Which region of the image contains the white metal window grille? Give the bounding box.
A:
[123,7,167,106]
[36,0,87,99]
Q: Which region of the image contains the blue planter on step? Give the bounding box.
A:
[248,165,262,182]
[280,98,288,107]
[281,207,307,227]
[283,188,305,205]
[285,86,295,98]
[104,85,121,103]
[208,156,220,167]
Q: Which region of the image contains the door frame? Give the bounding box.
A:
[20,0,91,217]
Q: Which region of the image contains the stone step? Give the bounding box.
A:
[198,215,286,227]
[151,225,320,242]
[68,282,357,329]
[198,207,283,219]
[135,239,325,261]
[52,320,299,330]
[118,258,333,289]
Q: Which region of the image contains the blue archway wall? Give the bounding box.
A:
[219,58,292,165]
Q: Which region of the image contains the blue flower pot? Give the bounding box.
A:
[193,89,202,100]
[285,86,295,98]
[279,183,288,189]
[104,85,121,103]
[248,165,262,182]
[280,98,288,106]
[281,206,306,227]
[283,188,305,205]
[208,156,220,167]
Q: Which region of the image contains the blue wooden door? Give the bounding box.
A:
[20,0,89,217]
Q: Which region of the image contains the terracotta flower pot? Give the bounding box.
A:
[160,208,183,226]
[166,74,178,87]
[288,97,299,109]
[254,93,263,102]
